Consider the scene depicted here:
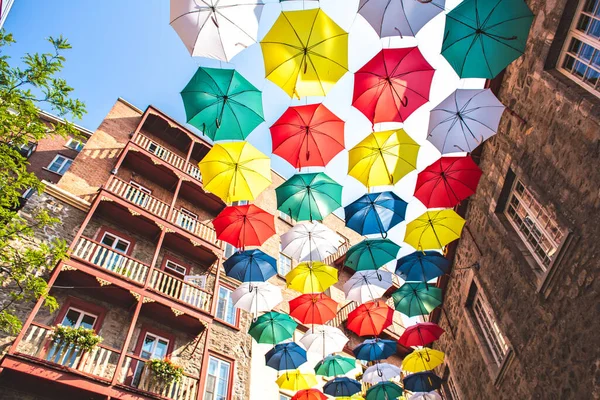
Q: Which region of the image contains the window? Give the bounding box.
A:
[126,180,152,207]
[47,155,73,175]
[65,138,84,152]
[232,200,248,206]
[280,394,291,400]
[204,356,232,400]
[148,141,167,159]
[133,332,170,386]
[224,243,238,258]
[278,210,294,224]
[504,178,565,271]
[176,207,198,231]
[558,0,600,96]
[17,142,37,158]
[100,232,130,253]
[216,286,236,325]
[60,307,97,329]
[278,244,292,276]
[165,259,187,277]
[94,231,131,270]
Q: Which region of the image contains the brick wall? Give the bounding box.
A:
[437,0,600,398]
[26,132,85,185]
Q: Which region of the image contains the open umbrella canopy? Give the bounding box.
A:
[270,103,345,168]
[353,338,397,361]
[266,342,307,371]
[181,67,264,141]
[286,262,338,293]
[170,0,263,61]
[213,205,275,249]
[232,282,282,316]
[344,191,407,236]
[442,0,534,79]
[414,156,482,209]
[344,239,400,271]
[427,89,505,154]
[353,47,435,125]
[403,371,443,392]
[199,141,271,203]
[260,8,348,97]
[365,381,403,400]
[358,0,445,38]
[402,348,445,373]
[395,251,450,283]
[323,377,362,397]
[348,129,420,187]
[292,389,328,400]
[289,293,338,325]
[408,392,443,400]
[343,269,394,304]
[276,172,343,221]
[392,283,442,317]
[300,325,349,357]
[281,222,342,262]
[314,355,357,377]
[224,249,277,282]
[399,322,445,347]
[363,363,401,384]
[248,311,297,344]
[347,300,394,337]
[276,370,318,391]
[404,209,465,250]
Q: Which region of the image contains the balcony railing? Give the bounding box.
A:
[72,237,150,284]
[119,354,199,400]
[149,268,212,313]
[170,208,219,246]
[106,176,171,219]
[324,241,351,266]
[328,301,357,328]
[16,322,120,381]
[133,133,202,183]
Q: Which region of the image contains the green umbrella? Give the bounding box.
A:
[365,381,403,400]
[276,172,342,221]
[314,355,357,377]
[344,239,400,271]
[392,283,442,317]
[248,311,297,344]
[181,67,264,141]
[441,0,533,79]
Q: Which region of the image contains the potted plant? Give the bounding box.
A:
[147,358,184,385]
[51,325,103,352]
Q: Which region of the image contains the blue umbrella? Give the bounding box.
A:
[323,377,362,397]
[403,371,443,392]
[395,251,449,282]
[223,249,277,282]
[344,192,407,237]
[353,338,397,361]
[265,342,307,371]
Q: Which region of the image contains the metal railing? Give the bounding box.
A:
[149,269,212,313]
[170,208,219,246]
[106,176,170,219]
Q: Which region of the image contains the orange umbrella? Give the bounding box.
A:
[289,293,338,325]
[292,389,327,400]
[346,300,394,337]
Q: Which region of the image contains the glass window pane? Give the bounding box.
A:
[154,339,169,359]
[114,239,128,253]
[142,334,156,358]
[80,314,96,329]
[101,234,115,247]
[62,309,81,327]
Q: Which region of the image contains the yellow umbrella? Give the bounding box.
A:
[404,209,465,250]
[402,348,445,373]
[286,261,338,293]
[348,129,419,188]
[198,141,271,203]
[260,9,348,98]
[276,370,318,391]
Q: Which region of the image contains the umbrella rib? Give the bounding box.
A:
[215,7,263,42]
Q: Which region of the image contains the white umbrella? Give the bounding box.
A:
[427,88,506,154]
[409,391,443,400]
[358,0,445,38]
[300,325,349,358]
[363,363,401,384]
[281,222,342,262]
[231,281,282,315]
[343,270,394,304]
[170,0,264,62]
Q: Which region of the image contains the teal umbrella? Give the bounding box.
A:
[365,381,403,400]
[344,239,400,271]
[181,67,264,141]
[442,0,533,79]
[248,311,297,344]
[276,172,342,221]
[314,355,357,377]
[392,283,442,317]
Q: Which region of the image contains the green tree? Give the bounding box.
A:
[0,31,86,334]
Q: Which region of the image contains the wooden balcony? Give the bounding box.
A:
[148,268,212,314]
[170,208,219,245]
[324,241,351,266]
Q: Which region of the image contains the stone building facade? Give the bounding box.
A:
[434,0,600,398]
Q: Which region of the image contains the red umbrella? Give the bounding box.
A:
[353,47,435,125]
[346,300,394,337]
[212,205,276,249]
[414,156,482,208]
[289,293,338,325]
[270,103,345,168]
[399,322,445,347]
[292,389,327,400]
